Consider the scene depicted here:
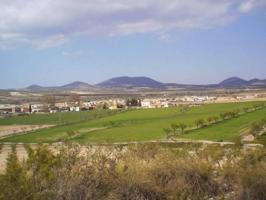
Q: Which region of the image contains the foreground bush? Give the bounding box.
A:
[0,144,266,200]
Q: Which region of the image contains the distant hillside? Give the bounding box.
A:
[219,77,266,88]
[26,84,43,90]
[219,77,248,87]
[97,76,266,89]
[61,81,94,89]
[22,76,266,91]
[248,79,266,86]
[25,81,96,91]
[96,76,165,88]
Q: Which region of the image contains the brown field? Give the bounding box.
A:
[0,143,61,173]
[0,125,54,138]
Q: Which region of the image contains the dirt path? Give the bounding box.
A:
[159,139,235,145]
[16,144,29,162]
[0,125,54,139]
[78,127,108,133]
[87,139,235,146]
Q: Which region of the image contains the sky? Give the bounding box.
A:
[0,0,266,89]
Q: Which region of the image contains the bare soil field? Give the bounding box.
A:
[0,144,12,173]
[0,144,58,173]
[0,125,54,138]
[0,144,30,174]
[0,144,32,173]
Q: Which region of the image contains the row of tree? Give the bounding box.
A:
[164,123,187,137]
[164,103,266,138]
[249,119,266,136]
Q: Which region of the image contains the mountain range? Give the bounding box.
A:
[26,81,95,91]
[24,76,266,91]
[96,76,165,88]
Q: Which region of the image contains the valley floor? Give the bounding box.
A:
[0,101,265,144]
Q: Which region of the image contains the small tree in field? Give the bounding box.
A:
[213,116,219,123]
[178,123,187,134]
[171,123,179,136]
[243,107,250,113]
[234,109,241,116]
[67,130,78,138]
[220,113,227,121]
[195,119,205,128]
[163,128,172,138]
[207,117,214,124]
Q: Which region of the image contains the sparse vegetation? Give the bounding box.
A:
[249,119,266,137]
[0,144,266,200]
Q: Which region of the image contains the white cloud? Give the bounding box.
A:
[62,50,83,57]
[158,33,172,42]
[0,0,265,49]
[34,34,68,49]
[239,0,266,13]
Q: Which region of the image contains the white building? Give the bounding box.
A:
[141,99,153,108]
[70,107,80,112]
[55,102,69,108]
[31,104,44,113]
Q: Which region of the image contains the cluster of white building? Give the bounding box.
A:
[4,94,253,116]
[181,96,217,103]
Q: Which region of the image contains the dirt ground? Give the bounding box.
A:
[0,144,12,173]
[0,144,59,174]
[0,125,54,138]
[0,144,35,173]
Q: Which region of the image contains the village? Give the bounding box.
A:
[0,92,263,117]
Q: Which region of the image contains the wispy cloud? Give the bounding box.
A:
[62,50,83,57]
[35,34,68,49]
[158,33,172,42]
[238,0,266,13]
[0,0,265,49]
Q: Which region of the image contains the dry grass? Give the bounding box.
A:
[0,144,266,200]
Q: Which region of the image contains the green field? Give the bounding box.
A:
[182,108,266,142]
[0,101,265,144]
[0,109,118,125]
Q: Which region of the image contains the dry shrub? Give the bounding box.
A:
[235,149,266,200]
[237,163,266,200]
[148,151,219,200]
[1,143,266,200]
[109,146,167,200]
[54,144,116,200]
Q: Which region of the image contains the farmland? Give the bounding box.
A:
[0,102,266,199]
[0,109,118,125]
[0,101,265,144]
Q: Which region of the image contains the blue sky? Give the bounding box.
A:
[0,0,266,88]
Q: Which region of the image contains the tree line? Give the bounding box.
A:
[164,103,266,138]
